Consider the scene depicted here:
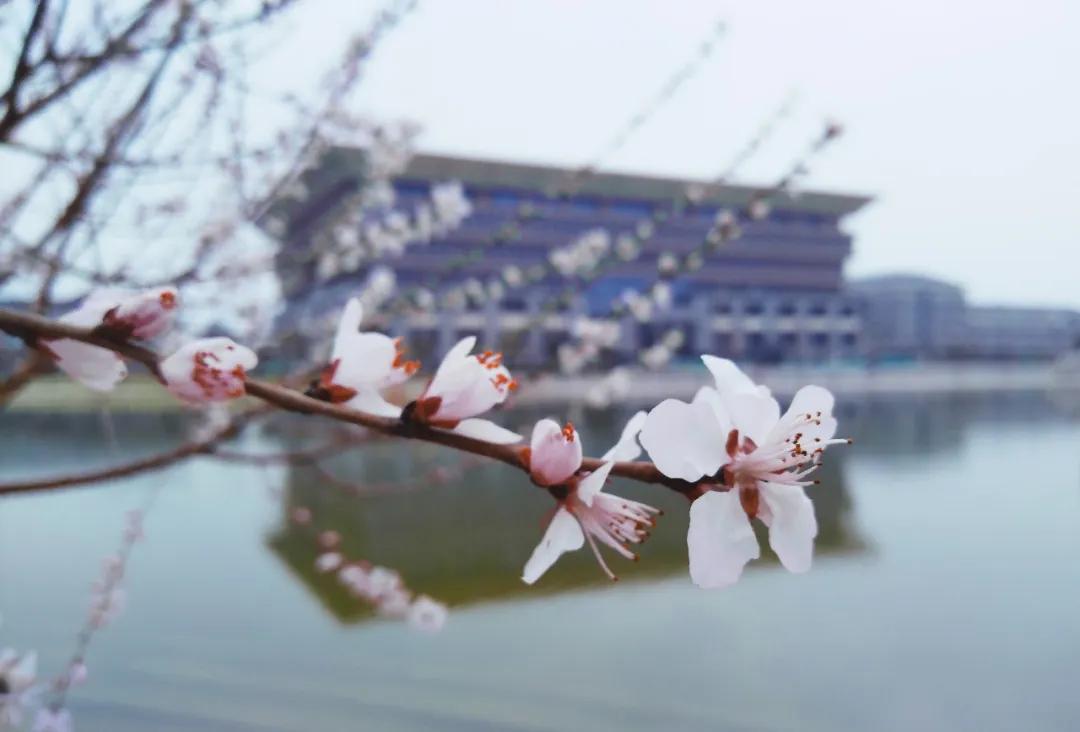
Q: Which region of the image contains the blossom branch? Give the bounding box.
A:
[0,306,697,497]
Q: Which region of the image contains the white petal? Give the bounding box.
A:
[528,418,582,485]
[771,384,838,445]
[344,389,402,418]
[48,339,127,391]
[601,410,646,462]
[331,298,364,359]
[692,385,728,425]
[725,390,781,446]
[760,482,817,573]
[428,336,476,394]
[451,418,522,444]
[687,490,760,589]
[639,398,729,482]
[701,355,758,394]
[576,460,615,507]
[521,507,584,584]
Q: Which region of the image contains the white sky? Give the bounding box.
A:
[269,0,1079,308]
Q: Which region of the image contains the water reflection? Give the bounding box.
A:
[3,391,1080,730]
[265,406,867,621]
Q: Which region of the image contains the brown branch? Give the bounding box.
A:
[0,412,244,495]
[0,307,696,498]
[0,349,47,406]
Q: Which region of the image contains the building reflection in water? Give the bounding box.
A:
[264,406,867,623]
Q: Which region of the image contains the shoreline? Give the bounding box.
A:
[6,362,1080,412]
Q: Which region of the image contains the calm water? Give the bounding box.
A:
[1,391,1079,731]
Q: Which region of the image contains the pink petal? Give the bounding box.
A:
[687,490,760,589]
[48,340,127,391]
[529,419,582,485]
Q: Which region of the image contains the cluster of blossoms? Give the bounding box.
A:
[44,288,258,404]
[549,228,611,277]
[292,512,448,632]
[639,328,686,371]
[315,180,473,282]
[0,621,37,729]
[557,318,622,375]
[43,288,844,593]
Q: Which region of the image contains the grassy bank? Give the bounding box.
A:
[6,375,185,412]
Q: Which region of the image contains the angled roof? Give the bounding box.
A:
[400,151,873,217]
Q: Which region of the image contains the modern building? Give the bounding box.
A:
[269,148,871,367]
[849,275,1080,362]
[847,275,968,360]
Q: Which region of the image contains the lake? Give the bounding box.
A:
[2,390,1079,731]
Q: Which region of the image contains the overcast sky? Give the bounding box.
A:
[273,0,1079,308]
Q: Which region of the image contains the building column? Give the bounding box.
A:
[436,308,457,357]
[730,295,747,357]
[695,295,712,358]
[483,298,500,350]
[796,297,813,363]
[522,290,546,365]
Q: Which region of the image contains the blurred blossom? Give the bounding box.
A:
[88,587,126,629]
[314,553,344,573]
[651,282,673,310]
[748,198,770,221]
[657,252,678,276]
[640,343,672,370]
[66,662,88,688]
[0,647,38,728]
[188,405,233,443]
[549,228,610,277]
[501,265,524,287]
[32,707,72,732]
[407,596,448,632]
[413,288,435,311]
[44,287,180,392]
[615,233,641,262]
[430,180,473,232]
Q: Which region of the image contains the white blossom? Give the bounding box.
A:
[640,357,845,588]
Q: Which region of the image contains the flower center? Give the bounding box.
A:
[391,337,420,374]
[159,290,177,309]
[475,350,503,369]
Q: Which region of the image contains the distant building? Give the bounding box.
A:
[270,149,871,367]
[847,276,968,360]
[963,306,1080,360]
[850,275,1080,362]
